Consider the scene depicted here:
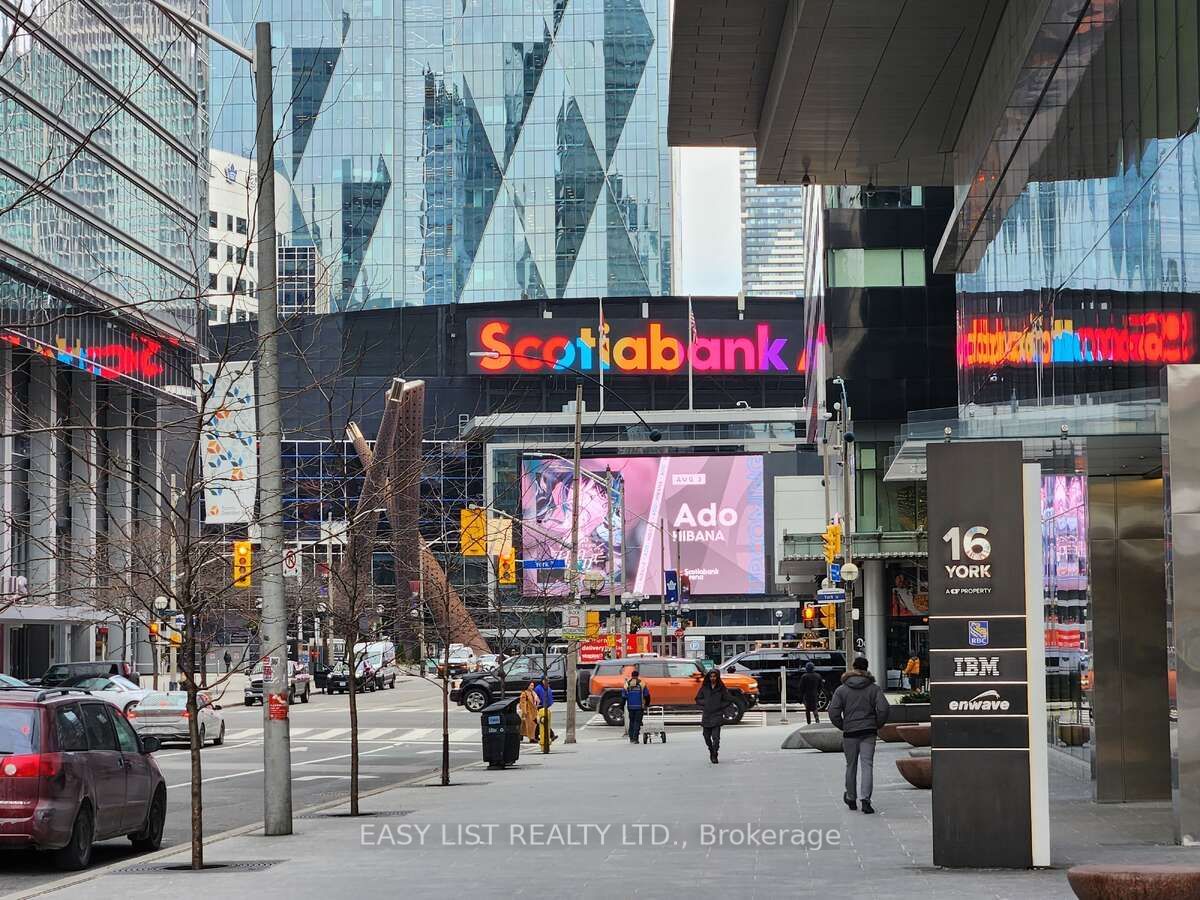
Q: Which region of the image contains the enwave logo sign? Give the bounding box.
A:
[468,317,807,376]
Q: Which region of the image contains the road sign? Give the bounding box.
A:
[522,558,566,570]
[172,613,186,630]
[816,587,847,604]
[829,562,842,582]
[561,604,587,640]
[664,569,678,604]
[283,548,300,578]
[579,638,607,664]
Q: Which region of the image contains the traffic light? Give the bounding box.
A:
[460,507,486,556]
[232,540,253,588]
[821,523,842,564]
[169,630,182,647]
[497,548,516,585]
[801,603,817,627]
[819,603,838,631]
[148,621,159,640]
[679,573,691,601]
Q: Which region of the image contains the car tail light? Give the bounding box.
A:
[1,753,63,778]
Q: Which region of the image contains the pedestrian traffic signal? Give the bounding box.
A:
[169,630,182,647]
[459,507,486,556]
[821,523,842,564]
[819,603,838,631]
[232,540,253,588]
[801,603,817,626]
[497,548,517,585]
[679,573,691,600]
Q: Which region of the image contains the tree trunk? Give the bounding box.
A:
[184,635,204,869]
[348,639,360,816]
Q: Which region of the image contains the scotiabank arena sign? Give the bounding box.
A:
[468,317,806,376]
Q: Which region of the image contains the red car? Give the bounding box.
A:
[0,686,167,869]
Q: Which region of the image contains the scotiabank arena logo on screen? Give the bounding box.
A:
[468,317,806,376]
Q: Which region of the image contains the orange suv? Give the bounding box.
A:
[587,657,758,726]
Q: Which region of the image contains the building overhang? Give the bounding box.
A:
[669,0,1008,186]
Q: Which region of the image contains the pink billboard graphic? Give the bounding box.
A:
[521,455,766,597]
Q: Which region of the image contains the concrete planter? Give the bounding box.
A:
[896,756,932,789]
[1058,723,1091,746]
[798,726,844,753]
[896,723,931,747]
[1067,864,1200,899]
[889,702,931,724]
[878,723,906,743]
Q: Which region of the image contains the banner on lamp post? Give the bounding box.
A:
[196,361,257,524]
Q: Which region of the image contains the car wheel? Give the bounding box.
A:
[288,687,295,705]
[575,696,589,712]
[244,698,254,707]
[301,687,310,704]
[123,701,138,716]
[722,699,746,725]
[214,722,225,746]
[199,725,207,746]
[463,688,489,713]
[600,697,625,727]
[130,789,166,851]
[53,803,94,870]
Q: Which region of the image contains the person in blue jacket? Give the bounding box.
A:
[534,677,557,743]
[623,668,652,744]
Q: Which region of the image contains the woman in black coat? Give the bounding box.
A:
[695,669,734,764]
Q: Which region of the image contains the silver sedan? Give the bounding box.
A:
[128,690,227,746]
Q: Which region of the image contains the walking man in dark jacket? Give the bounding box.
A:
[799,661,824,724]
[827,657,890,814]
[623,669,651,744]
[695,669,734,763]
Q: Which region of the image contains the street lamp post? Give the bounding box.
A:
[147,0,293,839]
[565,382,583,745]
[775,608,788,725]
[832,376,856,673]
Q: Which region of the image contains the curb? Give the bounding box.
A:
[3,758,481,900]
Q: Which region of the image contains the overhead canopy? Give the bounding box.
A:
[669,0,1008,186]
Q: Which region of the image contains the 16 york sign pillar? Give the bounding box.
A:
[927,441,1049,868]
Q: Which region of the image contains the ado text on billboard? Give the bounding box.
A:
[520,455,766,597]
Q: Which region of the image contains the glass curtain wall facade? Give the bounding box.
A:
[211,0,672,310]
[739,149,805,296]
[955,0,1200,407]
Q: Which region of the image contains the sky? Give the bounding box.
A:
[675,147,741,296]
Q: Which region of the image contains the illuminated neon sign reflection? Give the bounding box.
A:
[959,311,1196,368]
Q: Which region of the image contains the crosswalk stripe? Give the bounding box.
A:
[359,728,392,740]
[308,728,347,740]
[394,728,432,741]
[226,729,261,740]
[290,728,313,737]
[450,728,477,742]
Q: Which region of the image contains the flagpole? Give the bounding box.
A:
[598,296,605,413]
[687,296,695,411]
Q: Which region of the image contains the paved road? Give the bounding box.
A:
[0,676,486,895]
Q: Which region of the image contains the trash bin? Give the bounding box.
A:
[480,696,521,769]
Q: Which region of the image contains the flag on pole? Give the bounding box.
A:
[687,297,696,410]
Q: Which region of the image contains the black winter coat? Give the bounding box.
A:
[694,681,734,728]
[799,671,824,704]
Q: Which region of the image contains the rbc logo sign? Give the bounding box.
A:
[968,620,989,647]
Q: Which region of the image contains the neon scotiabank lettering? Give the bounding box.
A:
[961,311,1197,368]
[470,319,805,374]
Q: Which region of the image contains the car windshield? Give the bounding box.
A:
[63,676,113,690]
[0,709,37,754]
[139,692,187,708]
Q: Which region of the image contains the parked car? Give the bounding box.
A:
[576,657,647,710]
[0,685,167,869]
[127,690,226,746]
[0,674,28,687]
[358,660,397,691]
[587,657,759,726]
[311,662,334,691]
[451,654,567,713]
[354,641,399,689]
[59,675,146,716]
[244,660,312,705]
[32,660,141,688]
[325,663,350,694]
[476,654,500,671]
[722,648,847,709]
[436,645,478,678]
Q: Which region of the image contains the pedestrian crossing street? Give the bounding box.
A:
[221,726,481,744]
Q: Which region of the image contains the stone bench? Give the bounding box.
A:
[1067,864,1200,899]
[779,725,842,752]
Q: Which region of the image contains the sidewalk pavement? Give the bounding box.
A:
[38,722,1190,900]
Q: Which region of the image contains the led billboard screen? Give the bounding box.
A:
[520,455,766,597]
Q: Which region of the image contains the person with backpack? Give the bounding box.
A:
[622,668,651,744]
[827,657,890,814]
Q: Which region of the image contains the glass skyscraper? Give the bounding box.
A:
[210,0,672,310]
[739,149,805,297]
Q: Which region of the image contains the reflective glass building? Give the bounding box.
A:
[211,0,673,310]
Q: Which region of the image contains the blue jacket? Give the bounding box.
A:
[622,679,651,711]
[534,683,553,708]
